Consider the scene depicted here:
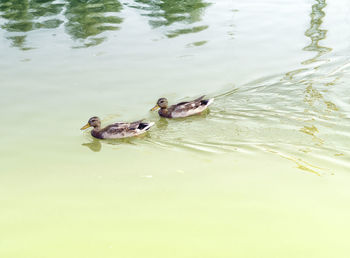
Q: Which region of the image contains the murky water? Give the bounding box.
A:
[1,0,350,257]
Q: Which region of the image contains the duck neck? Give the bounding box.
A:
[92,125,101,132]
[91,126,103,139]
[159,108,171,118]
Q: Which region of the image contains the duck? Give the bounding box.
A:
[151,95,214,118]
[80,117,154,139]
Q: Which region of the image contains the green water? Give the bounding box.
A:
[1,0,350,257]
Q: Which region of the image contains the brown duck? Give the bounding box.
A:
[81,117,154,139]
[151,95,214,118]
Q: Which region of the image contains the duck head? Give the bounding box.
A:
[151,98,168,111]
[81,116,101,130]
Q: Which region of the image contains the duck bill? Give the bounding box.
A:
[151,104,160,111]
[80,123,91,130]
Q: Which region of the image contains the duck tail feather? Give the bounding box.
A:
[207,98,214,106]
[201,98,214,106]
[132,119,144,124]
[138,122,154,131]
[194,95,205,102]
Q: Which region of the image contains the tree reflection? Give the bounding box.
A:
[302,0,331,64]
[132,0,210,38]
[282,0,337,146]
[0,0,208,49]
[300,0,337,143]
[0,0,123,49]
[302,0,335,112]
[0,0,64,50]
[64,0,123,48]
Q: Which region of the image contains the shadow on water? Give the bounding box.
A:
[0,0,123,49]
[130,0,210,38]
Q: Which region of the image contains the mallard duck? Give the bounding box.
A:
[80,117,154,139]
[151,95,214,118]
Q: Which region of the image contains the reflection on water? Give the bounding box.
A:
[0,0,123,49]
[0,0,64,50]
[2,1,350,257]
[82,138,102,152]
[119,0,348,174]
[0,0,348,171]
[302,0,331,65]
[299,0,337,146]
[82,130,156,152]
[65,0,123,48]
[0,0,210,49]
[132,0,210,38]
[262,0,342,171]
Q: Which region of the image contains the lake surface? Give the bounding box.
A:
[1,0,350,257]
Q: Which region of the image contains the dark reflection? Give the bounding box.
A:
[82,138,102,152]
[131,0,210,38]
[302,0,331,64]
[0,0,64,50]
[1,0,208,49]
[64,0,123,48]
[284,0,331,80]
[155,117,169,130]
[299,0,338,142]
[275,0,340,170]
[0,0,123,49]
[82,133,153,152]
[302,0,336,110]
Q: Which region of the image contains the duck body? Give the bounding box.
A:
[91,121,154,139]
[153,96,214,118]
[81,117,154,139]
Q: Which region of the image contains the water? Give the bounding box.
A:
[1,0,350,257]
